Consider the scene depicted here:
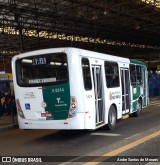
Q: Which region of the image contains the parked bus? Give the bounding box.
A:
[12,48,148,130]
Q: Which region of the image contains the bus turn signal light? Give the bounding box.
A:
[71,97,76,102]
[71,103,76,109]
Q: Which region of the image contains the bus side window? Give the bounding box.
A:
[82,58,92,90]
[130,64,136,85]
[105,61,119,88]
[136,65,142,85]
[130,64,142,85]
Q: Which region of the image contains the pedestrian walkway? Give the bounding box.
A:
[149,96,160,101]
[0,114,18,130]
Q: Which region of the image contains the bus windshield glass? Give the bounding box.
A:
[16,53,68,87]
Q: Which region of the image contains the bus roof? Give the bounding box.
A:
[12,47,146,66]
[12,47,130,64]
[130,59,146,67]
[76,47,129,63]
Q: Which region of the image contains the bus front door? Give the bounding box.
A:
[92,65,104,126]
[120,68,130,114]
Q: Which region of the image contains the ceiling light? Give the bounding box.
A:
[104,9,109,15]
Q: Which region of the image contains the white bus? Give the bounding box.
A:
[12,47,148,130]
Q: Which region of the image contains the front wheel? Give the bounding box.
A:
[107,105,117,130]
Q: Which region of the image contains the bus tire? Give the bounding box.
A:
[133,99,142,117]
[107,105,117,130]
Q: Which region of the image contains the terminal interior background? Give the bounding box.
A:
[0,0,160,124]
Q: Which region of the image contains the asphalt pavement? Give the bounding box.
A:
[0,96,160,165]
[0,114,18,131]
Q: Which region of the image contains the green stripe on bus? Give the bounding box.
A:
[130,59,146,66]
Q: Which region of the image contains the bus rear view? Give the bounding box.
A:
[12,49,77,130]
[12,48,148,130]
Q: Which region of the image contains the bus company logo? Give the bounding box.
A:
[57,97,61,103]
[24,92,36,98]
[2,157,11,162]
[56,97,66,105]
[109,91,121,100]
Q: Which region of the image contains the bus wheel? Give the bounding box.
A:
[133,99,142,117]
[107,105,117,130]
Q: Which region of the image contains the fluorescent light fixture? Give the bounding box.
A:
[22,59,32,63]
[50,62,61,65]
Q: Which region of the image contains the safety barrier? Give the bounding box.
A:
[149,74,160,97]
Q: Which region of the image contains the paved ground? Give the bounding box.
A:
[0,114,17,130]
[0,98,160,165]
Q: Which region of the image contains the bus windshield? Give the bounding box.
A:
[16,53,69,87]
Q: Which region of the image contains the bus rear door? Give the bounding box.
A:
[92,65,105,127]
[120,68,130,114]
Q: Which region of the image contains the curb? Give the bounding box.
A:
[0,123,18,131]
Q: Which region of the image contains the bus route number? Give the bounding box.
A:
[33,57,46,65]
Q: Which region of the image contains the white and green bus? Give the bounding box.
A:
[12,47,148,130]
